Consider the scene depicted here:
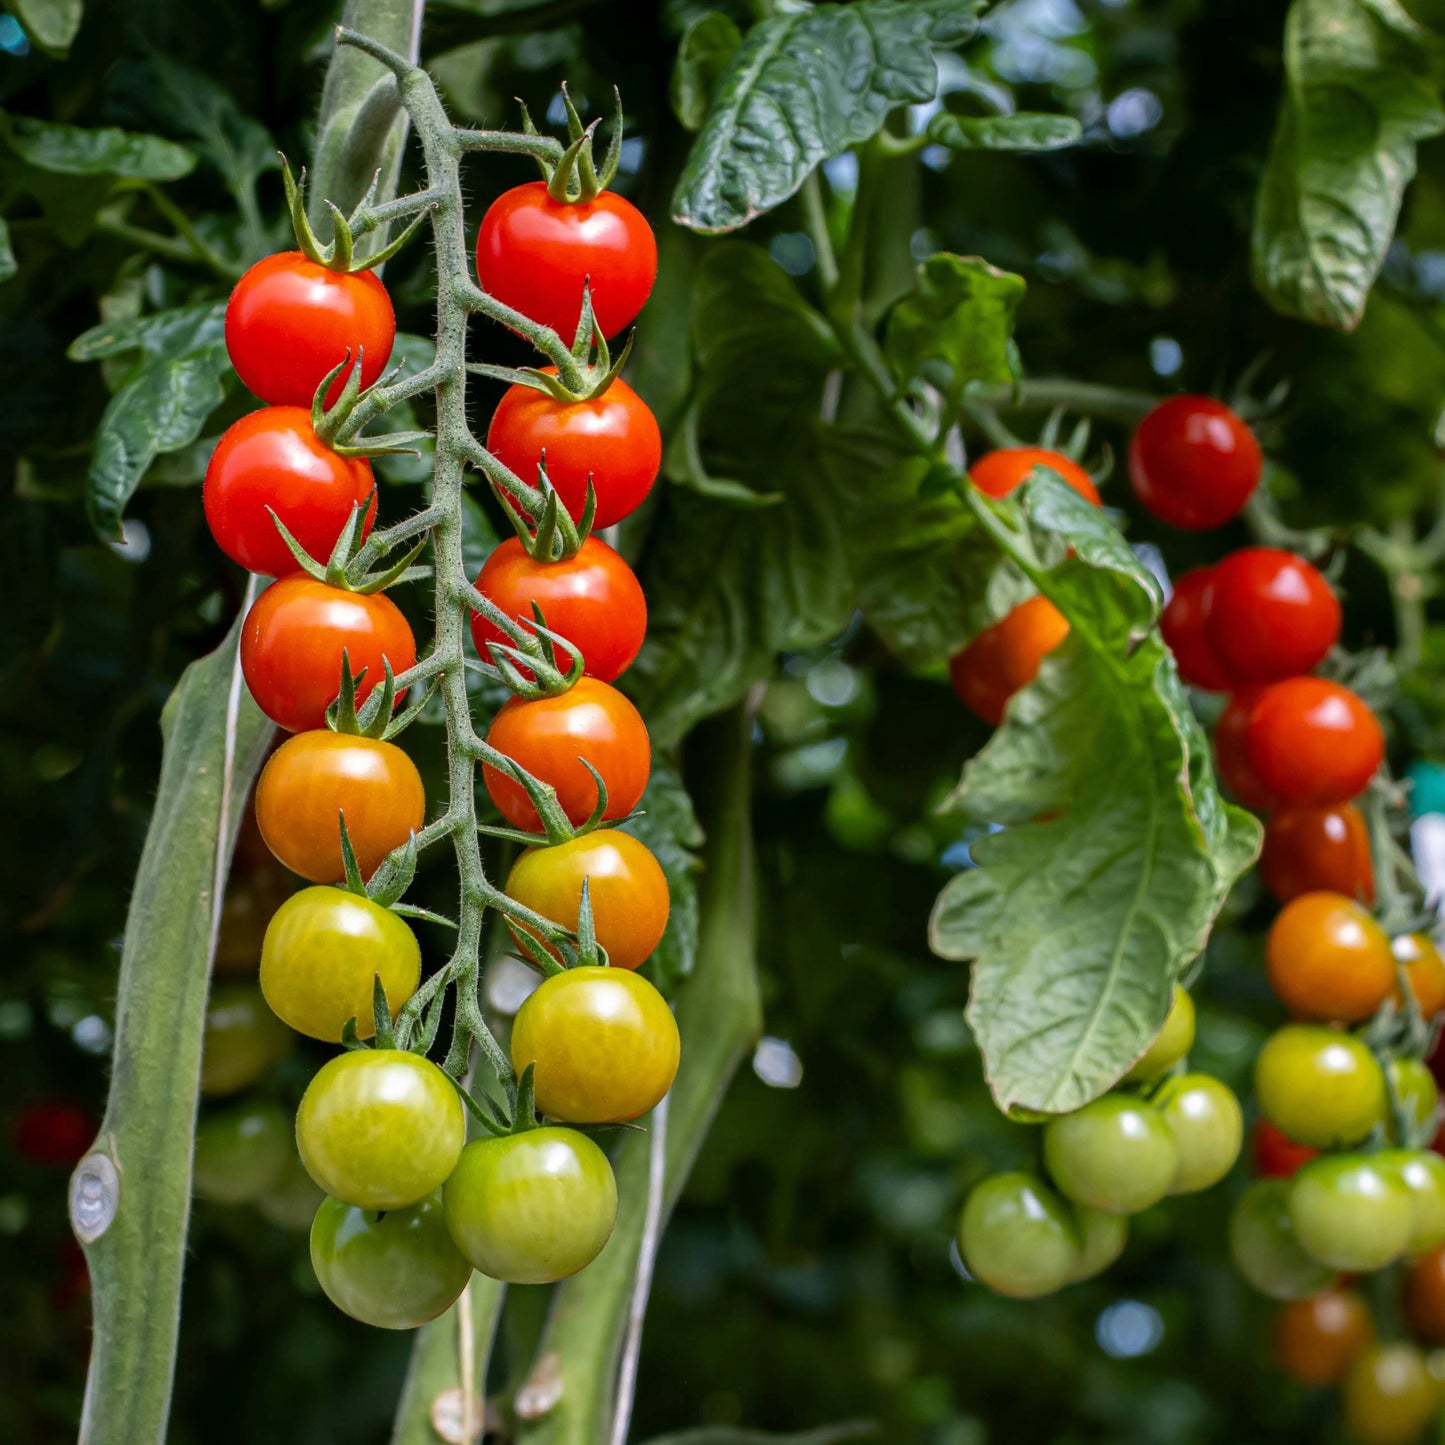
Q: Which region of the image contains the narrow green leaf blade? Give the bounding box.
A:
[928,111,1082,151]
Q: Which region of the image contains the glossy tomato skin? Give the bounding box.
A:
[1154,1073,1243,1194]
[1342,1343,1437,1445]
[255,731,425,883]
[193,1100,291,1205]
[505,829,669,971]
[1405,1244,1445,1340]
[1396,934,1445,1017]
[1288,1154,1414,1271]
[1252,1118,1318,1179]
[968,447,1101,505]
[475,182,657,341]
[1160,567,1234,691]
[15,1101,94,1168]
[1375,1149,1445,1254]
[949,596,1070,725]
[1042,1094,1179,1214]
[200,984,294,1097]
[487,376,661,529]
[1254,1024,1386,1148]
[511,965,679,1124]
[1229,1178,1337,1300]
[296,1049,466,1212]
[1273,1289,1373,1386]
[483,678,650,832]
[241,576,416,734]
[471,536,646,682]
[310,1190,471,1330]
[260,886,420,1042]
[1128,394,1262,529]
[1214,689,1279,812]
[956,1172,1080,1299]
[226,251,394,407]
[1246,677,1385,807]
[1265,891,1395,1023]
[444,1127,617,1284]
[1068,1208,1129,1282]
[1122,984,1195,1083]
[1204,548,1341,684]
[1388,1060,1441,1141]
[203,407,376,578]
[1259,803,1374,905]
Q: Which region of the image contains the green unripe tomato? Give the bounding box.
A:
[1043,1095,1178,1214]
[1067,1207,1129,1283]
[1155,1073,1243,1194]
[296,1049,466,1212]
[200,984,294,1097]
[1376,1149,1445,1256]
[193,1100,290,1205]
[1123,985,1195,1083]
[256,1149,326,1231]
[956,1172,1080,1299]
[1289,1154,1415,1272]
[1343,1342,1437,1445]
[1254,1025,1386,1148]
[444,1127,617,1284]
[1229,1178,1337,1300]
[310,1190,472,1330]
[1389,1059,1442,1143]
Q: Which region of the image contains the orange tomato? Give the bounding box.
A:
[1264,892,1395,1023]
[949,596,1070,726]
[1273,1289,1373,1386]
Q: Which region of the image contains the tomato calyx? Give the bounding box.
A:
[518,83,624,206]
[280,154,431,276]
[272,478,428,597]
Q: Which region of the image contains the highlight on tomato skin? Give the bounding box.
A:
[1128,394,1262,530]
[1203,547,1341,685]
[1244,677,1385,809]
[1160,566,1234,691]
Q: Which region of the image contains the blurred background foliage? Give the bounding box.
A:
[4,0,1445,1441]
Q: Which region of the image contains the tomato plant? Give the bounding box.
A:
[1153,1073,1243,1194]
[1229,1179,1338,1301]
[198,984,293,1097]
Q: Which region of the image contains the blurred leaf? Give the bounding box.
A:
[3,115,196,179]
[69,302,226,363]
[10,0,82,56]
[672,0,982,232]
[928,111,1081,151]
[0,216,14,282]
[624,761,705,988]
[671,11,742,131]
[642,1425,876,1445]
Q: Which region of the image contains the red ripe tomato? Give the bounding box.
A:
[1245,678,1385,807]
[1129,395,1262,530]
[1251,1118,1318,1178]
[1259,804,1374,905]
[483,677,650,831]
[241,576,416,734]
[1160,567,1233,691]
[471,536,646,683]
[968,447,1101,506]
[949,596,1070,725]
[487,374,661,530]
[225,251,394,407]
[15,1100,94,1168]
[1213,689,1279,812]
[203,407,376,578]
[475,181,657,342]
[1204,548,1341,684]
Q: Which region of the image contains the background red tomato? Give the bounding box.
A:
[1213,689,1279,812]
[1259,804,1374,904]
[1160,566,1233,690]
[968,447,1100,505]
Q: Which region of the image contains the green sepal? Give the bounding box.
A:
[574,877,610,968]
[380,675,438,742]
[511,1063,539,1132]
[366,830,417,909]
[280,153,429,274]
[337,809,367,896]
[448,1076,511,1137]
[390,902,458,930]
[339,1017,368,1052]
[507,920,569,977]
[371,973,396,1049]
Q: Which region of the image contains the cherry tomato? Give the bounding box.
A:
[1272,1289,1373,1386]
[475,181,657,342]
[15,1100,94,1168]
[1203,547,1340,684]
[297,1049,466,1211]
[1405,1245,1445,1340]
[968,447,1101,506]
[505,829,669,971]
[1259,803,1374,906]
[510,965,679,1124]
[1214,689,1279,812]
[1343,1343,1437,1445]
[242,576,416,734]
[1123,984,1195,1083]
[1396,934,1445,1017]
[487,375,661,529]
[226,251,394,407]
[1391,1059,1442,1142]
[1265,891,1395,1023]
[1160,567,1233,691]
[1254,1025,1386,1148]
[199,983,294,1097]
[949,596,1070,726]
[1128,394,1261,530]
[1288,1154,1414,1271]
[1245,677,1385,808]
[203,407,376,579]
[1155,1073,1243,1194]
[1252,1118,1318,1179]
[193,1100,290,1205]
[311,1189,471,1330]
[255,731,425,883]
[1375,1149,1445,1254]
[1068,1207,1129,1282]
[444,1127,617,1284]
[483,678,650,832]
[1229,1178,1337,1299]
[1042,1094,1179,1214]
[471,536,647,681]
[259,886,420,1043]
[956,1171,1081,1299]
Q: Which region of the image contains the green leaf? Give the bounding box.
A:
[885,253,1025,399]
[1252,0,1445,330]
[672,0,983,233]
[929,476,1261,1116]
[671,12,743,132]
[928,111,1082,151]
[10,0,83,57]
[0,217,15,284]
[3,116,196,180]
[622,763,705,989]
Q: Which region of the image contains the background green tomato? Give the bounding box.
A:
[296,1049,466,1211]
[1229,1179,1338,1300]
[1288,1154,1414,1271]
[1123,985,1195,1083]
[310,1190,472,1330]
[1067,1207,1129,1283]
[1254,1025,1386,1148]
[193,1100,290,1205]
[1390,1059,1442,1144]
[444,1127,617,1284]
[256,1149,326,1232]
[1343,1342,1437,1445]
[1042,1094,1178,1214]
[1376,1149,1445,1255]
[956,1172,1080,1299]
[1155,1073,1243,1194]
[200,984,294,1097]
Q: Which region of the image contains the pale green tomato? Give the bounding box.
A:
[193,1100,290,1205]
[957,1172,1080,1299]
[1254,1025,1386,1149]
[1123,985,1195,1083]
[1043,1094,1178,1214]
[1155,1073,1243,1193]
[1229,1178,1337,1300]
[1389,1059,1442,1144]
[1067,1207,1129,1282]
[1376,1149,1445,1256]
[257,1149,326,1231]
[200,984,294,1097]
[1289,1155,1415,1272]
